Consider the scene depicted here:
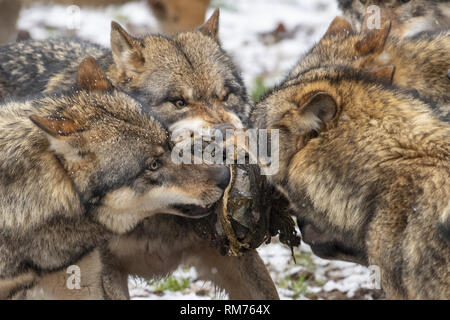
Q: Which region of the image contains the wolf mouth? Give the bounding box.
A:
[171,204,215,218]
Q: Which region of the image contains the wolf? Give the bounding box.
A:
[0,56,229,299]
[0,0,211,44]
[0,11,248,127]
[0,11,280,299]
[9,249,117,300]
[290,17,450,121]
[338,0,450,38]
[285,17,449,263]
[251,65,450,299]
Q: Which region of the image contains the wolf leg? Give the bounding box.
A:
[184,243,279,300]
[14,249,128,300]
[106,219,279,300]
[0,0,21,45]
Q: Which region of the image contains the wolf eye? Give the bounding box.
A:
[149,159,161,171]
[173,99,186,108]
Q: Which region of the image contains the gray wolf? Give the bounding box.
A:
[0,57,229,299]
[252,66,450,299]
[290,17,450,121]
[0,11,280,299]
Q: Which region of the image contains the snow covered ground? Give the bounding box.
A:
[17,0,384,300]
[128,240,384,300]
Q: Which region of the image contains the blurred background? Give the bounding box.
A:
[3,0,384,300]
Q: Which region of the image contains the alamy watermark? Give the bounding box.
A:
[66,265,81,290]
[365,5,381,30]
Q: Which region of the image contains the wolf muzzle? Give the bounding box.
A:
[170,204,212,218]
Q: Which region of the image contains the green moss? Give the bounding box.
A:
[293,252,315,270]
[149,276,191,293]
[251,76,269,102]
[280,273,308,299]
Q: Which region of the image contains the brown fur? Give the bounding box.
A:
[252,66,450,299]
[338,0,450,38]
[0,12,277,299]
[107,12,249,129]
[0,59,229,299]
[10,249,122,300]
[103,13,277,299]
[76,56,112,92]
[291,18,450,121]
[0,13,249,127]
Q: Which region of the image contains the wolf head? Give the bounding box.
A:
[108,9,249,133]
[252,65,448,187]
[30,57,229,234]
[338,0,450,38]
[251,65,450,237]
[289,17,395,84]
[252,67,392,188]
[251,71,339,187]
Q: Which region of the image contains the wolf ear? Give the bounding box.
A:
[111,21,145,70]
[30,115,84,160]
[30,116,81,137]
[368,65,396,84]
[299,92,337,131]
[198,9,220,41]
[355,21,391,56]
[77,56,112,92]
[324,17,354,37]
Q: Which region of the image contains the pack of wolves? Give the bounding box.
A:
[0,0,448,300]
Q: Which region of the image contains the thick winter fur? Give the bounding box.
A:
[9,249,127,300]
[338,0,450,38]
[252,66,450,299]
[0,12,277,299]
[283,17,449,264]
[0,12,249,127]
[0,61,229,299]
[290,18,450,121]
[0,0,211,44]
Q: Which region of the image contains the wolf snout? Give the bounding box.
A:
[211,166,231,190]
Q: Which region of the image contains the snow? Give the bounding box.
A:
[18,0,339,89]
[218,0,340,87]
[16,0,383,300]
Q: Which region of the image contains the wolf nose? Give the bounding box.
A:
[216,166,231,190]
